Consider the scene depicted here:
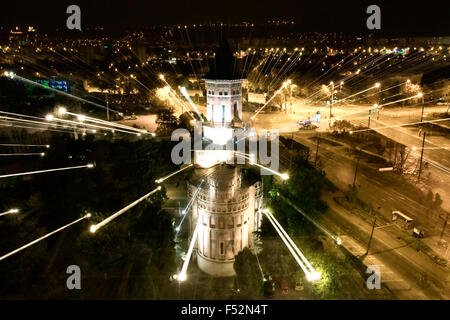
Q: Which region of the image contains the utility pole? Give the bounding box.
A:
[365,210,378,255]
[440,212,448,242]
[314,135,320,168]
[106,92,110,121]
[418,131,427,181]
[329,81,334,128]
[284,92,287,113]
[420,96,425,122]
[445,243,450,262]
[353,157,360,188]
[289,131,294,170]
[289,84,293,113]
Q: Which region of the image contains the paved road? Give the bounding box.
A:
[278,136,450,299]
[290,133,450,240]
[322,191,449,299]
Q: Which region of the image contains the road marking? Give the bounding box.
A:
[375,223,395,229]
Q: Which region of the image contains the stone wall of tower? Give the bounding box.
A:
[188,169,263,277]
[205,79,243,125]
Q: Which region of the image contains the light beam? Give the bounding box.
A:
[0,214,91,262]
[90,186,162,233]
[0,164,94,179]
[178,220,200,281]
[155,164,193,184]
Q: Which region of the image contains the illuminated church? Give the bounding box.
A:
[187,37,263,277]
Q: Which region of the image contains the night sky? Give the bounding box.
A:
[0,0,449,36]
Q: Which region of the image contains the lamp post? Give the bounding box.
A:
[439,212,448,242]
[106,92,110,121]
[329,81,334,128]
[353,157,360,188]
[418,130,427,182]
[365,207,381,255]
[420,94,425,122]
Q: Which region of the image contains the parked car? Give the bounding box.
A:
[263,279,275,298]
[295,279,304,291]
[279,279,289,295]
[125,114,138,120]
[413,227,425,238]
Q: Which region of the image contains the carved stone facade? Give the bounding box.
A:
[189,165,263,276]
[205,79,243,125]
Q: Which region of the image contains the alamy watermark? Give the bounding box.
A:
[366,265,381,289]
[66,5,81,30]
[366,5,381,30]
[66,264,81,290]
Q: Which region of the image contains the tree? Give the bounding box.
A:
[278,156,328,217]
[233,248,263,299]
[433,193,443,212]
[156,108,178,136]
[0,135,178,299]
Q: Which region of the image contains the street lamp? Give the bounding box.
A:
[417,129,428,182]
[365,206,381,255]
[57,107,67,115]
[418,92,425,122]
[329,81,334,128]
